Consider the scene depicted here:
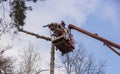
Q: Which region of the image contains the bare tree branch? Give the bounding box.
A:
[36,69,49,74]
[17,43,49,74]
[19,28,51,41]
[61,44,106,74]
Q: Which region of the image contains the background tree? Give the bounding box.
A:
[0,0,44,36]
[16,43,48,74]
[61,44,106,74]
[0,45,15,74]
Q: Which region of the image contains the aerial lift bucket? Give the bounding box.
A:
[52,35,74,55]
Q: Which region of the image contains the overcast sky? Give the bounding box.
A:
[0,0,120,74]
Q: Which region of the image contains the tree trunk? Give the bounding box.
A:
[50,43,55,74]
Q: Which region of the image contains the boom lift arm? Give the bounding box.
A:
[43,21,120,56]
[68,24,120,56]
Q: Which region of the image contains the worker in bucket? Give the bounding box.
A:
[48,23,62,37]
[59,21,69,40]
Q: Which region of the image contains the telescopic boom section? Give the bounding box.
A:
[68,24,120,56]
